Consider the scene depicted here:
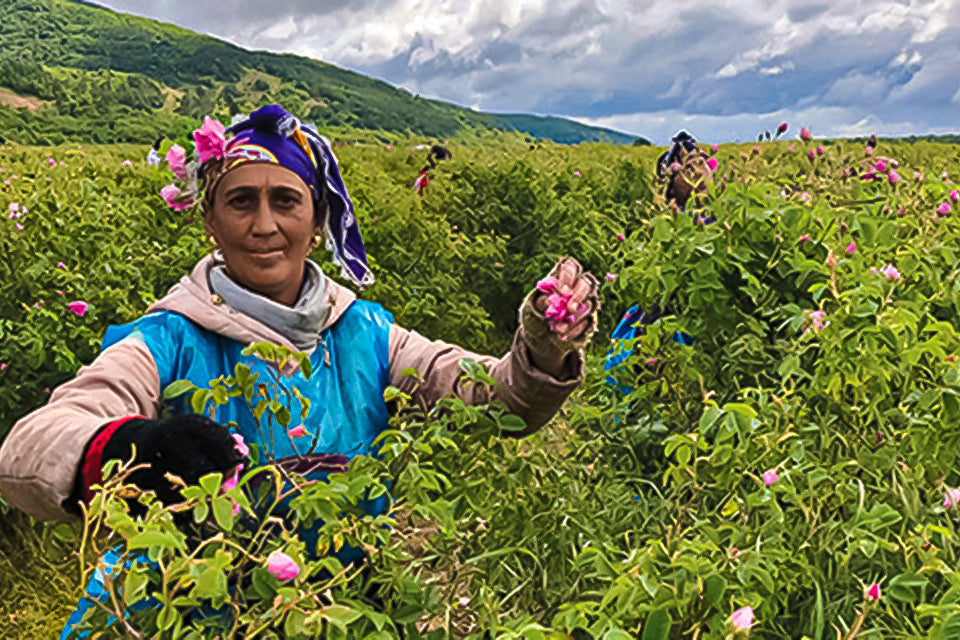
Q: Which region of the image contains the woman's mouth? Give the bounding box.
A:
[249,248,285,261]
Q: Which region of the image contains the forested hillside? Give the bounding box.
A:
[0,0,646,145]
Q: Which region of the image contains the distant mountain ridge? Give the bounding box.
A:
[0,0,647,145]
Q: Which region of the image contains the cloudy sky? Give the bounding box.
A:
[94,0,959,143]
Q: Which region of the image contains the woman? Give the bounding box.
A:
[0,105,598,633]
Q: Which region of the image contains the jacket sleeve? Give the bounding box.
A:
[0,338,161,521]
[387,303,584,435]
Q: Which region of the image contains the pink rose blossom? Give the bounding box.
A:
[816,145,825,156]
[193,116,227,163]
[865,146,874,155]
[800,234,810,243]
[8,202,17,214]
[875,160,887,173]
[47,157,57,167]
[3,180,8,187]
[165,144,188,179]
[881,264,900,280]
[711,143,719,153]
[222,464,242,492]
[762,469,779,486]
[843,167,851,178]
[865,583,881,602]
[0,363,6,371]
[573,170,581,177]
[616,233,625,241]
[120,160,133,167]
[67,301,88,317]
[671,162,681,171]
[807,150,816,159]
[914,171,922,180]
[288,425,309,438]
[56,290,64,297]
[862,171,876,181]
[15,223,23,231]
[888,171,900,185]
[777,122,788,135]
[385,144,393,150]
[943,172,949,179]
[605,273,617,281]
[845,242,856,255]
[753,145,761,154]
[232,433,250,457]
[787,145,795,152]
[731,606,755,632]
[950,190,959,202]
[945,488,960,508]
[160,184,194,211]
[799,126,812,141]
[897,206,905,215]
[870,268,878,274]
[809,310,826,332]
[57,262,66,269]
[645,358,657,366]
[266,551,300,581]
[706,157,719,171]
[937,203,952,215]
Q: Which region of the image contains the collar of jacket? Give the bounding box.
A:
[148,253,358,359]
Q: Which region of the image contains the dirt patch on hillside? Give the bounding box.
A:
[0,88,48,112]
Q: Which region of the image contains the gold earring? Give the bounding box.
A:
[208,235,218,248]
[311,234,323,249]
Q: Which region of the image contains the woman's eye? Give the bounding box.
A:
[229,195,253,208]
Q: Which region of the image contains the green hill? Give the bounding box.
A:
[0,0,646,145]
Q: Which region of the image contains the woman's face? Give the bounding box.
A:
[205,163,323,306]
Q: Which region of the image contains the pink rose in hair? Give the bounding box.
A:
[160,184,194,211]
[193,116,227,164]
[165,144,188,179]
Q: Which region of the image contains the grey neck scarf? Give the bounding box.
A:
[209,257,330,351]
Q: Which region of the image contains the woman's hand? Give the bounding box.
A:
[521,257,599,378]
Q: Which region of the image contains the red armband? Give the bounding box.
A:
[81,415,145,503]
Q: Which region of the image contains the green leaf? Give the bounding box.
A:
[641,609,672,640]
[162,379,197,400]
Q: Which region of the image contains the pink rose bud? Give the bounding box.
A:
[799,126,812,141]
[875,160,887,173]
[800,234,810,243]
[731,606,755,632]
[605,273,617,281]
[0,363,6,371]
[777,122,788,134]
[887,171,900,185]
[222,465,242,492]
[881,264,900,280]
[574,170,581,177]
[843,167,851,178]
[706,157,719,171]
[288,425,309,438]
[48,157,57,167]
[862,171,876,181]
[914,171,922,180]
[711,143,719,153]
[266,551,300,581]
[845,242,856,254]
[865,583,881,602]
[232,433,250,457]
[807,150,816,159]
[865,146,874,155]
[897,206,905,215]
[57,262,66,269]
[943,172,949,179]
[616,233,625,241]
[120,159,133,167]
[385,144,393,150]
[645,358,657,366]
[816,145,825,156]
[67,301,89,317]
[938,203,952,215]
[787,145,795,152]
[950,190,959,202]
[753,145,761,154]
[762,469,779,486]
[15,223,23,230]
[809,310,826,331]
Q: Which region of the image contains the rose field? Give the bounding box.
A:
[2,130,960,639]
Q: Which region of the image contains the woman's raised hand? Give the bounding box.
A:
[533,257,600,344]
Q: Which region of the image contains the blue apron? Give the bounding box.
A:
[62,301,394,638]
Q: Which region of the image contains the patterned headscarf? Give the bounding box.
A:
[161,104,373,286]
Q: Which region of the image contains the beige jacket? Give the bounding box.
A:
[0,256,583,521]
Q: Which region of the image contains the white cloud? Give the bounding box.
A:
[90,0,960,142]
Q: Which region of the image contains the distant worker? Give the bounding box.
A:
[656,131,714,210]
[412,144,452,196]
[146,136,164,166]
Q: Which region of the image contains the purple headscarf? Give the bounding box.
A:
[223,105,373,287]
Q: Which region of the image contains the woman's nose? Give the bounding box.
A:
[250,196,280,235]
